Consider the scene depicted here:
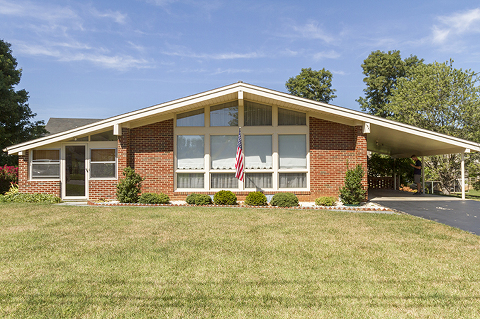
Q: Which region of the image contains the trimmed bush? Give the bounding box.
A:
[116,167,144,203]
[213,190,237,205]
[315,196,337,206]
[186,193,212,205]
[339,163,366,205]
[270,192,299,207]
[139,192,170,204]
[244,191,267,206]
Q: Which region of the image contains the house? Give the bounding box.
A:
[4,82,480,201]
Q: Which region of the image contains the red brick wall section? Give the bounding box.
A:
[129,119,175,197]
[89,179,117,201]
[17,151,61,197]
[309,117,367,201]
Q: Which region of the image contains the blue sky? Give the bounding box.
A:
[1,0,480,123]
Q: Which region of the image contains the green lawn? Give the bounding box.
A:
[1,204,479,318]
[449,189,480,201]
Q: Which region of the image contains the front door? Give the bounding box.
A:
[65,145,87,198]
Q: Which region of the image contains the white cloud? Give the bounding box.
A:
[432,8,480,44]
[212,68,252,75]
[13,41,152,71]
[312,50,340,60]
[289,21,336,44]
[162,46,263,60]
[0,0,79,23]
[89,7,127,24]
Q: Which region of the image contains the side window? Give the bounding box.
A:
[31,149,60,179]
[90,149,116,178]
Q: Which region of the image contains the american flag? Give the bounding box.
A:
[235,128,244,181]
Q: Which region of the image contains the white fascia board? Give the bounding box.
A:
[240,85,480,152]
[5,84,244,154]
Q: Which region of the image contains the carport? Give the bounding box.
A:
[362,116,480,199]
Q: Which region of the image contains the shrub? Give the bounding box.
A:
[244,191,267,206]
[186,193,212,205]
[139,192,170,204]
[213,190,237,205]
[116,167,144,203]
[270,192,299,207]
[473,180,480,192]
[0,184,61,203]
[315,196,336,206]
[339,163,366,205]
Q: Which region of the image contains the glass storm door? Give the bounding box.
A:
[65,145,86,197]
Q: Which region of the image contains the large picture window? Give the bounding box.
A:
[31,149,60,179]
[174,104,308,191]
[90,149,116,178]
[245,135,272,169]
[279,135,307,169]
[211,135,237,169]
[177,135,204,169]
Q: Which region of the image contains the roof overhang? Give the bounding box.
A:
[5,82,480,157]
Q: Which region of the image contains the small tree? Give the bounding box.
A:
[339,164,366,205]
[116,167,144,203]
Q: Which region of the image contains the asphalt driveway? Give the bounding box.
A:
[369,190,480,235]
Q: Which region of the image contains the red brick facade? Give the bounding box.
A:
[309,117,368,200]
[17,117,367,202]
[18,151,61,197]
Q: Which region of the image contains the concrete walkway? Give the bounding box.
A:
[369,189,480,235]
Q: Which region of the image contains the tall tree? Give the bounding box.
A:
[0,39,46,165]
[357,50,423,117]
[387,60,480,193]
[286,67,337,103]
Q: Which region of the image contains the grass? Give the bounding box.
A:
[1,204,480,318]
[448,189,480,201]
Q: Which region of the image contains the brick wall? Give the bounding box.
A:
[89,179,117,201]
[18,151,61,196]
[129,119,175,197]
[308,117,367,201]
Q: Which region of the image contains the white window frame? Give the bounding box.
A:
[174,104,309,192]
[30,148,61,180]
[89,148,117,180]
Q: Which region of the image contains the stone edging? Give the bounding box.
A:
[87,201,393,212]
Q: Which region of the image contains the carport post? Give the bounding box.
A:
[461,152,465,200]
[422,156,425,194]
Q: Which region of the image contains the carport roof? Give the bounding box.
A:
[4,82,480,157]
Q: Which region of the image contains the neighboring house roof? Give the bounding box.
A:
[45,118,103,135]
[4,82,480,157]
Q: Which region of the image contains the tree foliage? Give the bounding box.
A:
[0,39,47,165]
[286,67,337,103]
[387,60,480,142]
[357,50,423,117]
[386,60,480,194]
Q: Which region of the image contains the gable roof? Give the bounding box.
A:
[5,82,480,157]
